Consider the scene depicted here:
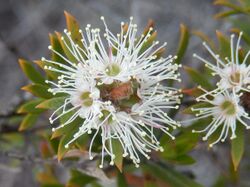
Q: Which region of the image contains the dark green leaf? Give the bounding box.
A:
[184,66,213,89]
[117,173,128,187]
[216,31,231,59]
[112,139,124,172]
[142,163,202,187]
[18,99,46,114]
[19,59,45,84]
[175,24,189,64]
[19,114,39,131]
[67,169,96,186]
[231,125,245,171]
[36,97,66,110]
[22,84,53,99]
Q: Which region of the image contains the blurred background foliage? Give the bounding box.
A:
[1,0,250,187]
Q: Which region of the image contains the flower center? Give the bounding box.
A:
[220,100,236,115]
[80,91,93,107]
[99,79,141,113]
[105,63,121,76]
[230,71,241,85]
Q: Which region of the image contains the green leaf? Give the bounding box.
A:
[36,97,66,110]
[67,169,96,187]
[51,118,81,139]
[139,31,158,55]
[214,10,240,19]
[230,18,250,45]
[184,66,213,89]
[22,84,53,99]
[55,32,78,63]
[57,123,80,160]
[117,173,127,187]
[214,0,249,14]
[212,175,226,187]
[182,102,212,115]
[192,31,216,51]
[142,163,202,187]
[1,133,25,150]
[175,24,189,64]
[142,19,155,35]
[49,138,60,154]
[161,129,199,161]
[112,139,124,172]
[35,60,58,80]
[64,11,83,48]
[17,99,46,114]
[58,134,72,161]
[231,125,245,171]
[216,31,231,59]
[19,114,39,131]
[75,133,89,151]
[166,154,196,165]
[19,59,45,84]
[49,33,67,63]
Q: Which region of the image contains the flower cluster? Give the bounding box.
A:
[43,17,181,167]
[192,32,250,147]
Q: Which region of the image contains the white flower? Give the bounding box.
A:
[193,32,250,93]
[42,17,181,168]
[82,16,181,85]
[44,64,102,135]
[191,87,250,147]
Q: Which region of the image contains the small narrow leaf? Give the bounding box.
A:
[67,169,96,187]
[142,163,202,187]
[19,59,45,84]
[22,84,53,99]
[192,30,215,50]
[58,134,72,161]
[19,114,39,131]
[166,154,196,165]
[55,32,78,63]
[51,119,80,139]
[214,10,240,19]
[36,97,66,109]
[231,125,245,171]
[57,124,80,160]
[175,24,189,64]
[112,139,124,172]
[214,0,248,13]
[184,66,213,89]
[18,99,46,114]
[139,31,157,55]
[117,173,128,187]
[143,19,155,35]
[64,11,83,48]
[49,34,67,63]
[34,60,58,80]
[216,31,231,59]
[182,102,212,115]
